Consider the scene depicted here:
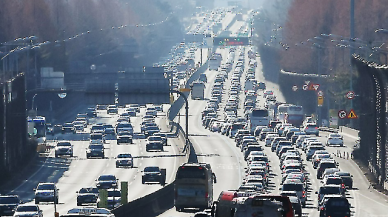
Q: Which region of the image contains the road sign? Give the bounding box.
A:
[347,109,358,119]
[305,80,310,85]
[318,96,324,106]
[179,88,191,92]
[292,85,298,91]
[317,90,324,97]
[312,84,320,91]
[338,110,347,119]
[302,85,308,91]
[346,91,355,99]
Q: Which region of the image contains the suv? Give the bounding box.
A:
[317,159,337,179]
[303,123,319,136]
[96,174,118,189]
[34,183,58,204]
[0,195,21,216]
[76,187,99,206]
[319,196,351,217]
[316,185,344,205]
[115,153,134,168]
[142,166,165,185]
[334,172,354,189]
[279,179,306,207]
[55,141,73,158]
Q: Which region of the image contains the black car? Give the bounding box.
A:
[320,197,351,217]
[142,166,165,185]
[87,107,97,117]
[335,172,354,189]
[289,196,302,217]
[96,174,118,189]
[0,195,21,216]
[76,187,99,206]
[86,144,105,159]
[146,141,164,152]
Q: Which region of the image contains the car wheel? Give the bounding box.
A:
[142,178,145,184]
[176,206,182,212]
[77,202,82,206]
[55,154,58,158]
[35,199,39,204]
[70,153,73,157]
[116,164,119,168]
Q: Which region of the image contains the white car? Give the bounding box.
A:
[13,205,43,217]
[55,141,73,158]
[326,133,344,146]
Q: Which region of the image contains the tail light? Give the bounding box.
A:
[321,207,324,211]
[205,192,209,198]
[342,184,345,189]
[302,191,306,197]
[315,127,318,129]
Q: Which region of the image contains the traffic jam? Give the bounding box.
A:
[199,45,353,217]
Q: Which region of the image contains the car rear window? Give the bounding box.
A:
[282,184,303,191]
[320,187,341,194]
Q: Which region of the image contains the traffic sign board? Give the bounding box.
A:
[305,80,310,85]
[302,85,308,91]
[347,109,358,119]
[346,91,355,99]
[312,84,320,91]
[318,96,324,106]
[292,85,298,91]
[317,90,324,97]
[338,110,347,119]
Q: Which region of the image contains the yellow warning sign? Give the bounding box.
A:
[347,109,358,119]
[318,96,324,106]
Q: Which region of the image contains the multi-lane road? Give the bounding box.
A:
[161,44,388,217]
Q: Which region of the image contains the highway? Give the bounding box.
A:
[161,42,388,216]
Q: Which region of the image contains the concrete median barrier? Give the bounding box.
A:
[112,181,175,217]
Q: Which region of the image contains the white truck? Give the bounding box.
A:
[191,81,205,100]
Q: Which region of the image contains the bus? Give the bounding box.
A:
[174,163,216,211]
[209,58,221,71]
[276,104,291,123]
[246,108,270,133]
[27,116,47,143]
[285,105,305,127]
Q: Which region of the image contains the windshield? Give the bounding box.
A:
[98,175,116,181]
[144,167,160,172]
[37,184,55,190]
[282,184,303,191]
[0,197,19,204]
[118,154,132,158]
[16,206,38,212]
[57,142,71,147]
[108,191,121,197]
[327,179,343,185]
[89,145,103,149]
[92,125,104,129]
[320,187,341,194]
[177,166,206,179]
[79,188,99,194]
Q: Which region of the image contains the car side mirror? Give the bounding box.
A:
[315,191,318,194]
[279,187,282,190]
[33,188,36,191]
